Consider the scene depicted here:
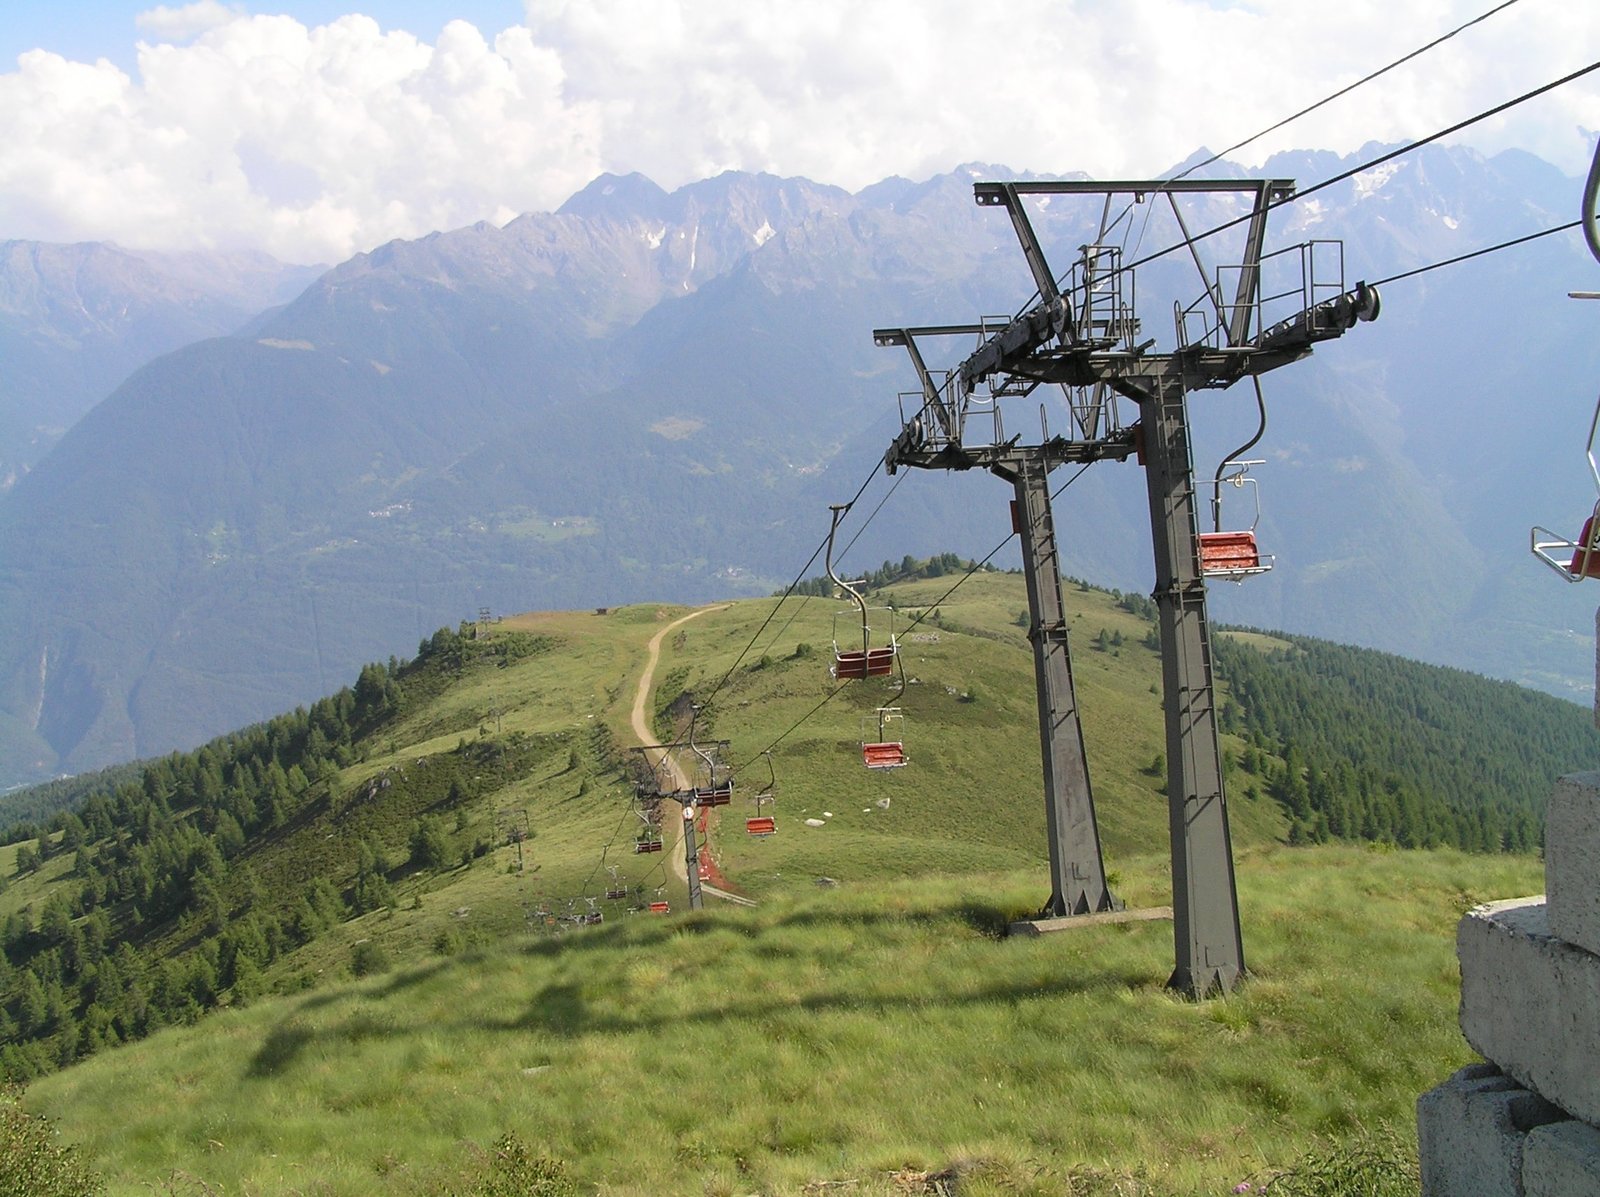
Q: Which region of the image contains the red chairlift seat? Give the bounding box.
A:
[694,783,733,806]
[648,901,670,914]
[834,645,897,680]
[862,741,907,769]
[745,816,776,836]
[1530,392,1600,581]
[1567,516,1600,579]
[605,887,628,900]
[1198,530,1269,578]
[634,838,663,854]
[1533,511,1600,581]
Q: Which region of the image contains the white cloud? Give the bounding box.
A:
[0,0,1596,263]
[0,13,601,262]
[135,1,242,41]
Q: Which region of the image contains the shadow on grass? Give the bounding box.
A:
[247,1018,316,1078]
[504,957,1161,1040]
[243,898,1166,1075]
[506,897,1032,963]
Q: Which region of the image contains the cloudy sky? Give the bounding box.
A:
[2,0,1597,264]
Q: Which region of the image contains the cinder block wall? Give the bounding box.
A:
[1417,772,1600,1196]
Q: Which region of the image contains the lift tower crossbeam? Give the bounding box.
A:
[876,177,1379,996]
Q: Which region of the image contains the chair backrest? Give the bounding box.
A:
[862,741,906,769]
[1198,530,1261,574]
[835,646,897,679]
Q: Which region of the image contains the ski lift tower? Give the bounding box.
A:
[630,715,734,913]
[875,178,1379,995]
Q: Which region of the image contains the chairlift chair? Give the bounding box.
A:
[1199,459,1273,580]
[862,709,908,769]
[604,865,628,900]
[746,751,777,836]
[1532,392,1600,581]
[860,657,909,770]
[686,705,734,806]
[1198,376,1274,581]
[834,640,899,680]
[694,783,733,807]
[824,504,899,679]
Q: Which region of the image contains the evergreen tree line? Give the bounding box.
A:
[789,552,992,598]
[0,761,148,848]
[1214,633,1599,853]
[0,623,547,1082]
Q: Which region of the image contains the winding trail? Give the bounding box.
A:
[628,606,756,908]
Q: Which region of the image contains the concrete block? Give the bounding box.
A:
[1459,897,1600,1126]
[1546,772,1600,957]
[1418,1064,1566,1196]
[1525,1120,1600,1197]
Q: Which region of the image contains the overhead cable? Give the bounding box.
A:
[1370,219,1582,286]
[693,458,888,715]
[1054,0,1529,315]
[840,469,908,562]
[1172,0,1525,184]
[891,63,1600,448]
[736,455,1106,767]
[1124,57,1600,275]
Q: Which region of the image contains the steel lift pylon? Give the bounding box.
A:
[630,706,733,913]
[875,178,1379,995]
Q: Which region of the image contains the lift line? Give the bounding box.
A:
[873,177,1379,996]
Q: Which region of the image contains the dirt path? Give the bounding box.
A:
[628,606,755,908]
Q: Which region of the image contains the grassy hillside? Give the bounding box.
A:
[26,850,1541,1196]
[0,567,1584,1192]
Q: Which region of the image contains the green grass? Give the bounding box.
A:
[1218,630,1297,655]
[0,577,1557,1193]
[25,847,1538,1195]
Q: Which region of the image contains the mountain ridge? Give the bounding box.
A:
[2,147,1597,786]
[0,240,322,489]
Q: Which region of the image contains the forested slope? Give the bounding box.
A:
[1216,632,1599,852]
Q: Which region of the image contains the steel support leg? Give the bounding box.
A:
[1139,379,1245,995]
[1000,450,1116,917]
[683,805,704,911]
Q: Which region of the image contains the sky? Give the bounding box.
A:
[1,0,1597,265]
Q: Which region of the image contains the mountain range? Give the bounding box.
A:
[0,240,321,489]
[2,146,1599,788]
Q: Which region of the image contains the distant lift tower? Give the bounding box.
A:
[875,179,1379,995]
[631,707,734,913]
